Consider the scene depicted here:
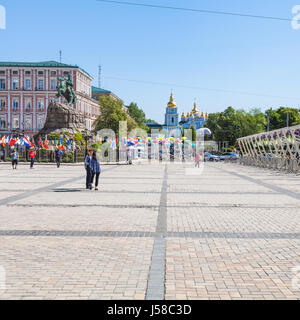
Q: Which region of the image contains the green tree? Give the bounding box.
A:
[94,96,138,136]
[191,126,196,142]
[127,102,148,131]
[206,106,266,146]
[266,107,300,130]
[146,119,158,124]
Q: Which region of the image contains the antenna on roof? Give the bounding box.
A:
[59,50,62,63]
[98,64,102,88]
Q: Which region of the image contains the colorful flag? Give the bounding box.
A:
[9,138,17,147]
[44,138,48,150]
[72,137,76,151]
[39,136,43,148]
[59,136,64,150]
[67,138,72,151]
[23,136,32,148]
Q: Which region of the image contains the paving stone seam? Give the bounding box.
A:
[0,167,118,206]
[0,230,299,239]
[214,165,300,201]
[146,165,168,300]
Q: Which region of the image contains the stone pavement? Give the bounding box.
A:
[0,161,299,300]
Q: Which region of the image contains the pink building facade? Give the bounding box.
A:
[0,61,99,136]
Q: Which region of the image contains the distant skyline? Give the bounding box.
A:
[1,0,300,122]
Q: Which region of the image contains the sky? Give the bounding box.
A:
[1,0,300,123]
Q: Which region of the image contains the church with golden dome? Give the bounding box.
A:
[180,101,209,130]
[146,93,209,135]
[162,92,181,133]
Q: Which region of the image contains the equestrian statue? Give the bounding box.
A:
[56,74,77,105]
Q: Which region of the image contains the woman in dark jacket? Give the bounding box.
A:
[91,151,101,191]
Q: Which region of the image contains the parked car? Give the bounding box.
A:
[205,152,220,162]
[219,152,239,161]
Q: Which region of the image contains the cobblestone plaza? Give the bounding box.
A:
[0,162,299,300]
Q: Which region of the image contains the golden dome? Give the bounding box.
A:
[167,93,177,108]
[192,101,199,115]
[181,112,186,118]
[206,112,209,118]
[187,112,190,117]
[201,112,204,117]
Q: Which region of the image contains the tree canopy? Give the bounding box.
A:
[206,107,266,146]
[266,107,300,130]
[94,96,138,136]
[206,106,300,146]
[127,102,149,131]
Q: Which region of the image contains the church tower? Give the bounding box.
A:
[164,92,179,128]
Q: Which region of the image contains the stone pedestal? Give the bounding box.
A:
[38,102,88,136]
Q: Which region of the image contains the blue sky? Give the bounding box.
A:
[1,0,300,122]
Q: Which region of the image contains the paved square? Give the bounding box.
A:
[0,162,299,300]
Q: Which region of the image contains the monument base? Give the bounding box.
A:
[38,102,88,136]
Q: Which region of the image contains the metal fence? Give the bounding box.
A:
[237,125,300,174]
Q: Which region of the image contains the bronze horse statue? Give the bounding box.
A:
[56,75,77,106]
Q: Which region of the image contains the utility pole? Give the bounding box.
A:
[98,64,102,88]
[287,112,290,128]
[59,50,62,63]
[267,114,270,132]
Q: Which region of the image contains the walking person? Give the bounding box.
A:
[29,147,36,169]
[55,146,63,168]
[84,150,93,190]
[195,152,201,168]
[91,151,101,191]
[10,147,19,170]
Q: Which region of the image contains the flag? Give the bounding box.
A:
[44,139,48,150]
[67,138,72,151]
[9,138,17,147]
[60,136,64,150]
[39,136,43,148]
[54,137,57,146]
[0,136,5,146]
[23,136,32,148]
[72,137,76,151]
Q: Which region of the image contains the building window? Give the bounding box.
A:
[12,116,19,129]
[25,98,32,112]
[12,99,19,111]
[0,117,6,129]
[0,71,5,75]
[0,98,5,110]
[25,71,31,75]
[37,117,45,129]
[37,99,44,111]
[38,79,44,90]
[63,71,69,76]
[0,79,5,90]
[38,71,44,76]
[50,78,57,91]
[25,79,31,90]
[51,71,57,76]
[24,117,32,130]
[12,71,18,75]
[12,78,19,90]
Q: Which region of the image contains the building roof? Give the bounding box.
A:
[0,61,92,77]
[91,86,112,94]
